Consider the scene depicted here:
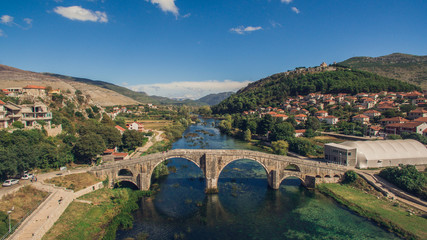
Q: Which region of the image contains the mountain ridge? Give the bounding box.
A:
[339,53,427,90]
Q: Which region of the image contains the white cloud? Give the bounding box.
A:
[230,25,263,35]
[291,7,300,14]
[53,6,108,23]
[23,18,33,25]
[281,0,293,4]
[147,0,179,16]
[129,80,252,99]
[0,15,14,24]
[0,29,4,37]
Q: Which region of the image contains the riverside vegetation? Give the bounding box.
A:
[318,171,427,239]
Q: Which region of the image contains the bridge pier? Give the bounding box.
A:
[269,170,281,189]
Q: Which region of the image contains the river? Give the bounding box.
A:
[116,118,399,240]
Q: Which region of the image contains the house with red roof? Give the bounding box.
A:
[414,117,427,124]
[315,110,328,118]
[322,115,339,125]
[295,114,307,122]
[23,85,46,97]
[380,117,408,126]
[364,110,381,119]
[126,121,144,132]
[352,114,370,125]
[115,125,126,135]
[385,122,427,135]
[408,108,427,120]
[368,125,383,136]
[273,114,289,121]
[294,129,306,137]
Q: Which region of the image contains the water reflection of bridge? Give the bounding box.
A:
[92,149,348,192]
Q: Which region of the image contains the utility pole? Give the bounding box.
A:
[7,206,14,233]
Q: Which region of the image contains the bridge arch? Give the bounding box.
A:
[217,157,270,180]
[118,168,134,177]
[284,163,301,172]
[114,179,139,190]
[148,155,202,180]
[278,173,305,187]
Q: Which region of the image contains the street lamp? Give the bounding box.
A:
[7,206,14,233]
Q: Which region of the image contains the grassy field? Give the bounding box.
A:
[318,183,427,239]
[45,172,101,191]
[43,188,128,240]
[0,186,49,235]
[139,120,173,130]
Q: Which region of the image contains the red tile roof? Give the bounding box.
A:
[115,125,126,131]
[24,85,46,89]
[0,100,5,105]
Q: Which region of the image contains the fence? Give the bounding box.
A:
[0,192,51,240]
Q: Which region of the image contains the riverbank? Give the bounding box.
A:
[42,188,151,240]
[317,183,427,239]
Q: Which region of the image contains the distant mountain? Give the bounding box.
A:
[212,68,420,114]
[197,92,234,105]
[43,73,206,106]
[340,53,427,90]
[0,64,139,106]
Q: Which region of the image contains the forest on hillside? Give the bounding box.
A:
[212,69,420,114]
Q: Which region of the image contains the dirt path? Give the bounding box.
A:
[130,130,164,157]
[356,170,427,213]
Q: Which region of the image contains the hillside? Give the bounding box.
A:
[212,68,420,114]
[0,64,139,106]
[44,73,206,106]
[340,53,427,90]
[197,92,234,105]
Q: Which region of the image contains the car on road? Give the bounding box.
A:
[2,179,19,187]
[21,173,34,180]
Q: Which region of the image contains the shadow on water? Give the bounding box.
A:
[116,118,400,240]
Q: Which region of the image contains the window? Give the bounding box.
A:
[348,152,351,156]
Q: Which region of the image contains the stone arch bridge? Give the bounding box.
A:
[91,149,349,192]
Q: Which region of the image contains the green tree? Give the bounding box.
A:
[399,104,417,114]
[73,133,106,163]
[122,130,147,151]
[243,129,251,141]
[270,122,295,141]
[271,140,289,155]
[12,121,25,129]
[343,170,358,184]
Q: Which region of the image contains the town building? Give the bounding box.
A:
[324,140,427,169]
[408,108,427,120]
[2,102,52,128]
[380,117,408,126]
[385,122,427,135]
[364,110,381,119]
[352,114,370,125]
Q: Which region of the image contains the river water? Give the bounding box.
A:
[116,118,399,240]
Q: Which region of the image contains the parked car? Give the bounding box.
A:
[2,179,19,187]
[21,173,34,180]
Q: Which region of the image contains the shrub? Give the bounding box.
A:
[343,170,358,184]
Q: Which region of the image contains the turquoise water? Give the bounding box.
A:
[116,118,399,240]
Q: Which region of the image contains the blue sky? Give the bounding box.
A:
[1,0,426,99]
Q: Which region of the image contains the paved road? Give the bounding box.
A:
[6,167,91,240]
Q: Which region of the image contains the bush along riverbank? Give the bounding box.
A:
[317,175,427,240]
[43,188,152,240]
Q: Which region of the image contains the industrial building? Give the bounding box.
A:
[324,139,427,169]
